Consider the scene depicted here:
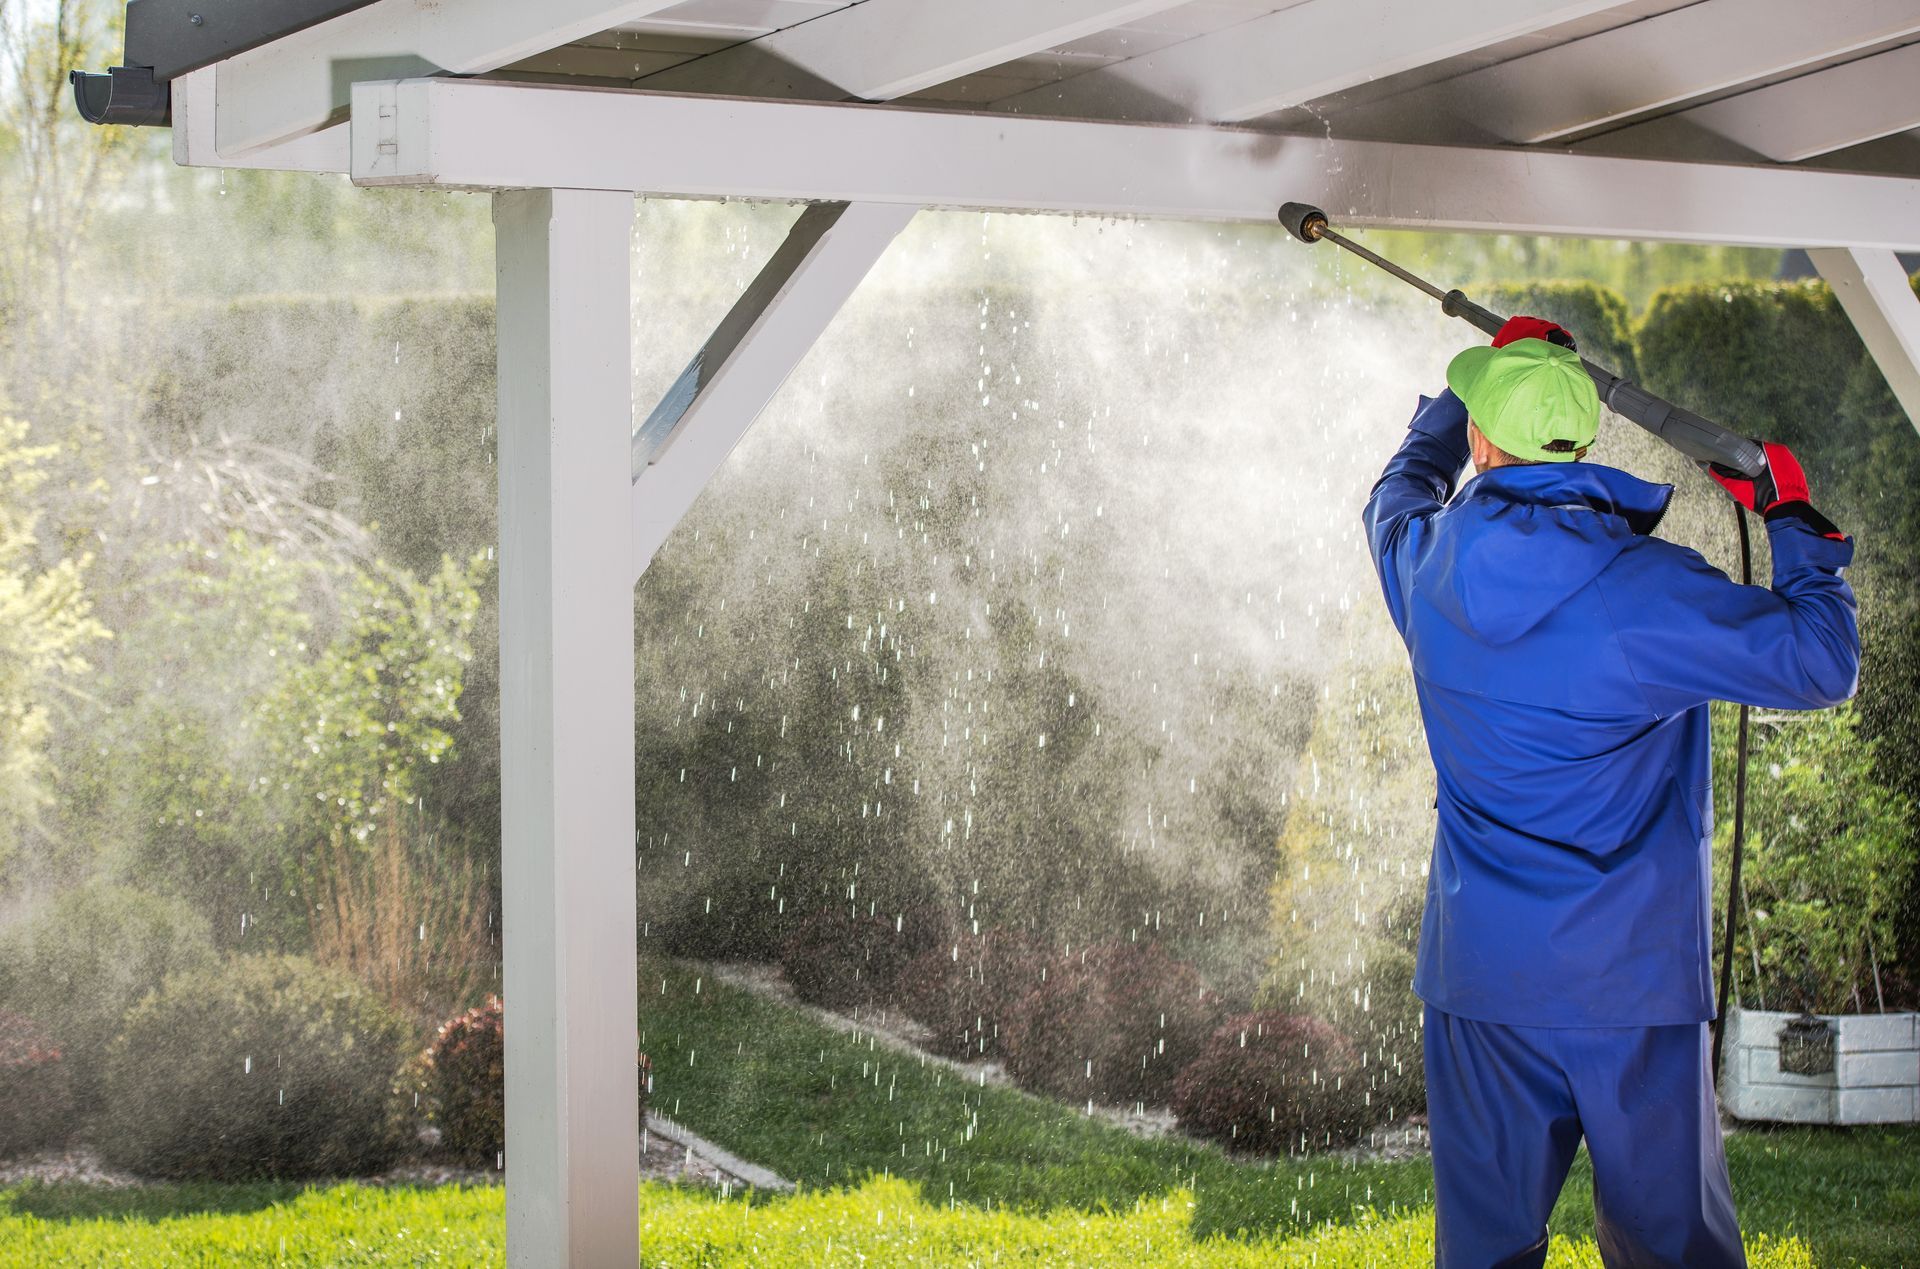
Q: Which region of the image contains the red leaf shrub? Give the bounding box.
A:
[1171,1011,1369,1154]
[426,996,651,1167]
[1001,940,1224,1106]
[0,1009,74,1156]
[776,906,923,1011]
[895,927,1048,1060]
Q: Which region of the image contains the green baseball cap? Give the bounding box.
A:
[1445,339,1600,462]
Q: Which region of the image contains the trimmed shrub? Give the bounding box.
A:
[1636,280,1863,456]
[896,926,1049,1061]
[0,882,215,1105]
[1172,1012,1368,1155]
[97,954,414,1180]
[777,906,923,1011]
[0,1010,74,1156]
[1478,280,1638,378]
[1001,940,1224,1107]
[424,995,652,1167]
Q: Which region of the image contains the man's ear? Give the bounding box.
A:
[1466,420,1489,470]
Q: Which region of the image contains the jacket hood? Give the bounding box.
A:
[1416,463,1674,645]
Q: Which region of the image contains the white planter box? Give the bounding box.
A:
[1722,1008,1919,1125]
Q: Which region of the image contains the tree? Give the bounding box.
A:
[0,409,108,879]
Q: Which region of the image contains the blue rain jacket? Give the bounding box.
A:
[1365,389,1858,1027]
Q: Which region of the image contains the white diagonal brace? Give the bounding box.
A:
[212,0,681,156]
[629,200,914,580]
[349,80,1920,251]
[638,0,1191,101]
[1350,0,1920,146]
[1613,44,1920,163]
[1811,248,1920,433]
[998,0,1625,124]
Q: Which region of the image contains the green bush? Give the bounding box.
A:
[1636,280,1864,460]
[97,954,414,1180]
[1172,1012,1368,1155]
[0,1009,74,1156]
[0,882,215,1105]
[1477,280,1638,378]
[423,994,651,1168]
[1002,940,1224,1107]
[777,906,925,1011]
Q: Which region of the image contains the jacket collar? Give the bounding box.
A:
[1455,462,1674,537]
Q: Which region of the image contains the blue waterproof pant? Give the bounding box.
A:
[1423,1005,1745,1268]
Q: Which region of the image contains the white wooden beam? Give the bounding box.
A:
[349,79,1920,250]
[171,68,349,172]
[1811,248,1920,434]
[1612,44,1920,163]
[638,0,1191,102]
[212,0,680,156]
[997,0,1626,124]
[494,186,639,1269]
[630,200,913,580]
[1347,0,1920,146]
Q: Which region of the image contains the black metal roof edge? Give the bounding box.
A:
[126,0,384,81]
[74,0,384,127]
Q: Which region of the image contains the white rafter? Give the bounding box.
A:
[1344,0,1920,146]
[348,79,1920,250]
[630,201,915,580]
[1608,43,1920,162]
[1811,248,1920,434]
[997,0,1626,124]
[211,0,680,156]
[637,0,1192,101]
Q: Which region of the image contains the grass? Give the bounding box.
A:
[0,959,1911,1265]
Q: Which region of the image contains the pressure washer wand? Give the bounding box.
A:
[1278,202,1767,478]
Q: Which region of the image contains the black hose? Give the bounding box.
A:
[1711,503,1754,1085]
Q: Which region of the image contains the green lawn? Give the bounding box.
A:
[0,960,1911,1266]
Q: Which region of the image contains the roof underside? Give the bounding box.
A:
[478,0,1920,178]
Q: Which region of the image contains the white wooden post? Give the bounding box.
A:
[494,186,639,1269]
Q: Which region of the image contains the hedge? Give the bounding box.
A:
[1477,280,1638,378]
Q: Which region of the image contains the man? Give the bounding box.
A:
[1363,316,1859,1268]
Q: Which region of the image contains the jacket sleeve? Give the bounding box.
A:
[1363,389,1471,635]
[1597,517,1860,715]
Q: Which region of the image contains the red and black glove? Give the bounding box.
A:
[1492,316,1577,352]
[1709,441,1847,540]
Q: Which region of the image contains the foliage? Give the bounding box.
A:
[58,532,485,946]
[0,411,109,876]
[0,0,140,335]
[1172,1012,1369,1155]
[1713,706,1916,1012]
[896,925,1048,1060]
[0,1009,72,1156]
[1354,230,1782,315]
[633,961,1896,1264]
[263,551,483,846]
[776,905,926,1011]
[0,881,214,1105]
[424,997,505,1167]
[97,954,413,1180]
[1636,280,1864,461]
[1260,656,1430,1121]
[0,1171,1834,1268]
[1000,939,1224,1107]
[306,804,497,1031]
[1478,280,1639,378]
[422,994,650,1169]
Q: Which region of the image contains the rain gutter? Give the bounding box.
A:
[70,0,382,127]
